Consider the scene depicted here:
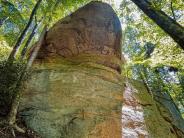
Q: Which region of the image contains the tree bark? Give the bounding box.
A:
[130,0,184,50]
[20,23,38,59]
[8,0,43,61]
[170,0,176,21]
[7,26,47,133]
[27,26,47,68]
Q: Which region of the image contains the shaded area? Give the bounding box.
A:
[122,79,184,137]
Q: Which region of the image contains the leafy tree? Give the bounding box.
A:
[8,0,43,61]
[120,0,184,116]
[130,0,184,50]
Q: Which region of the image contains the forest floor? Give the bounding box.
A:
[0,115,41,138]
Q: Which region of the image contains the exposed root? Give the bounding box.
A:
[9,123,25,137]
[0,119,25,137]
[0,116,41,138]
[13,124,25,133]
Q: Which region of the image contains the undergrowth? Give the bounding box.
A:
[0,60,27,116]
[0,60,41,137]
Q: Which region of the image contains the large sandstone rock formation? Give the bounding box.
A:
[19,1,184,138]
[36,1,122,73]
[20,2,123,138]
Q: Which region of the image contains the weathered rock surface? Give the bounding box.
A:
[19,1,184,138]
[35,1,122,72]
[20,1,123,138]
[122,79,184,138]
[20,59,124,138]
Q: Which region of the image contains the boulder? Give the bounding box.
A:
[19,1,184,138]
[20,2,123,138]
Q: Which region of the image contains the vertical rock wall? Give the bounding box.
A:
[122,79,184,138]
[20,58,124,138]
[19,1,184,138]
[20,2,124,138]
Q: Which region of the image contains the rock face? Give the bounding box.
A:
[36,1,122,72]
[19,1,184,138]
[20,2,123,138]
[122,80,184,138]
[20,60,124,138]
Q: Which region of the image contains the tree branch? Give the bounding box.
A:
[170,0,176,21]
[130,0,184,50]
[8,0,43,62]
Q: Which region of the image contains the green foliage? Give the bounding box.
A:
[0,60,27,115]
[0,1,26,46]
[0,0,91,49]
[0,41,11,60]
[120,0,184,115]
[121,0,184,68]
[0,0,118,116]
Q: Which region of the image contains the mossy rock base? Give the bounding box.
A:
[19,57,124,138]
[19,57,184,138]
[122,79,184,138]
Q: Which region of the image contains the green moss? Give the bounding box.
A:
[0,60,27,115]
[19,55,124,138]
[127,79,182,138]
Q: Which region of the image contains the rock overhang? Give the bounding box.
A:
[33,1,123,73]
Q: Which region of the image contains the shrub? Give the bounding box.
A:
[0,60,26,115]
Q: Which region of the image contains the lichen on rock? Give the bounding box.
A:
[19,1,184,138]
[122,79,184,138]
[20,1,124,138]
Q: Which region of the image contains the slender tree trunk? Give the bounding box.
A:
[7,26,47,133]
[130,0,184,50]
[139,66,153,97]
[27,26,47,68]
[8,0,43,62]
[170,0,176,21]
[20,23,38,59]
[0,17,9,28]
[7,67,26,127]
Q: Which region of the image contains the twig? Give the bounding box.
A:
[170,0,176,21]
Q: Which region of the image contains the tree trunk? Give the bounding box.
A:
[8,0,42,61]
[130,0,184,50]
[7,26,47,133]
[20,23,38,59]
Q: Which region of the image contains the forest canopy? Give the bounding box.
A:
[120,0,184,117]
